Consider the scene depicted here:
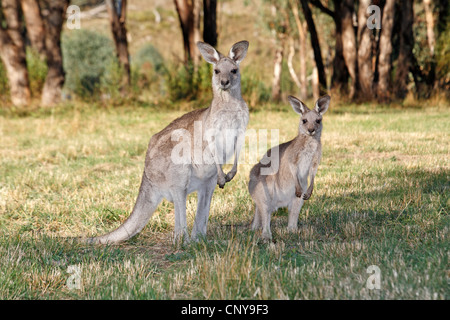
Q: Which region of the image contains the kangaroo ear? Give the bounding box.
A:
[288,95,309,115]
[229,40,249,65]
[314,95,331,115]
[197,42,221,65]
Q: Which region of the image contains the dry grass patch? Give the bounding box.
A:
[0,102,448,299]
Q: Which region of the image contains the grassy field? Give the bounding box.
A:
[0,101,448,300]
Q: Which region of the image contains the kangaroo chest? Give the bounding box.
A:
[208,103,249,160]
[211,104,248,130]
[191,102,248,182]
[295,139,320,178]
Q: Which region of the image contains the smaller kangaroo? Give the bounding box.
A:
[248,95,330,240]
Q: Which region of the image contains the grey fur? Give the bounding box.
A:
[84,41,249,244]
[248,95,330,240]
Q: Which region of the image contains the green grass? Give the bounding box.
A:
[0,101,448,299]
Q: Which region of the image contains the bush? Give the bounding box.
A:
[133,43,165,73]
[100,58,128,100]
[62,29,116,99]
[26,48,48,98]
[165,61,212,104]
[0,59,9,104]
[131,44,166,97]
[241,68,271,109]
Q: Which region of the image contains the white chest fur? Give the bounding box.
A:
[208,103,248,164]
[297,138,320,180]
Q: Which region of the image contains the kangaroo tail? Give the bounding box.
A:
[83,174,161,244]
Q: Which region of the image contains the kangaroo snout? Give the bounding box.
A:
[220,78,231,90]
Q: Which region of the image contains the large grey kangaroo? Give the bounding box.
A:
[85,41,249,244]
[248,95,330,240]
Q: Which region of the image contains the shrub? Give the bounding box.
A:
[0,59,9,104]
[131,44,167,97]
[240,68,271,109]
[133,43,165,73]
[164,61,212,104]
[62,29,116,99]
[26,48,48,98]
[100,58,128,100]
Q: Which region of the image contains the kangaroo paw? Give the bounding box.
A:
[225,170,236,182]
[217,175,226,188]
[303,190,312,200]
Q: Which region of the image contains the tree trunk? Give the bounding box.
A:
[299,0,327,95]
[271,43,284,102]
[312,66,319,100]
[309,0,349,94]
[0,0,31,106]
[423,0,435,56]
[174,0,199,63]
[341,0,357,99]
[106,0,131,88]
[192,0,202,66]
[376,0,395,102]
[394,0,414,99]
[298,20,308,100]
[330,0,349,94]
[357,0,374,100]
[291,0,307,100]
[203,0,217,47]
[287,38,302,90]
[20,0,46,58]
[40,0,69,106]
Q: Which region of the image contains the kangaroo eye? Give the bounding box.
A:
[214,69,220,74]
[316,119,321,124]
[231,69,237,74]
[302,119,307,124]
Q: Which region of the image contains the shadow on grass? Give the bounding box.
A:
[232,167,448,244]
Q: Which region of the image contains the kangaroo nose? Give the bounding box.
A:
[308,128,315,134]
[221,80,230,86]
